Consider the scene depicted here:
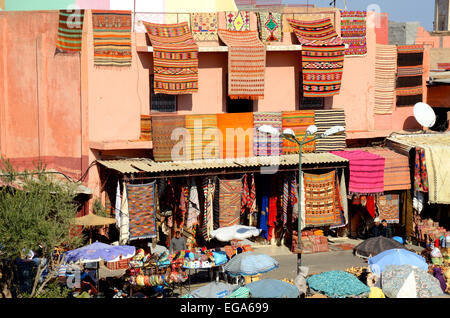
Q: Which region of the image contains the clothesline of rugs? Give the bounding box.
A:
[55,10,367,98]
[148,109,347,162]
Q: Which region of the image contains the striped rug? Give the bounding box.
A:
[340,11,367,56]
[218,29,266,100]
[374,44,397,114]
[314,109,346,152]
[287,18,341,45]
[185,114,220,160]
[92,10,132,66]
[143,21,199,94]
[219,178,243,227]
[304,170,337,227]
[151,115,186,162]
[253,112,282,156]
[126,181,157,240]
[139,115,152,141]
[56,10,84,53]
[282,111,316,154]
[396,45,424,106]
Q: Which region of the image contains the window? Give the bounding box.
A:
[299,73,324,109]
[150,75,177,113]
[226,97,253,113]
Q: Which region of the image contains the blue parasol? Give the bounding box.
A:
[64,242,135,264]
[224,251,279,277]
[368,248,428,274]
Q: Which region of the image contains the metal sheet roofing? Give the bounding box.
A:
[97,153,348,174]
[387,132,450,149]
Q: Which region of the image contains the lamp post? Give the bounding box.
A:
[258,124,345,274]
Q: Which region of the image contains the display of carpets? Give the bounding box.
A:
[304,171,338,227]
[376,194,400,224]
[216,112,254,159]
[126,182,157,240]
[151,115,186,162]
[143,21,199,94]
[190,12,219,41]
[185,114,220,160]
[281,110,316,154]
[226,11,250,32]
[218,29,266,99]
[92,10,132,66]
[253,112,283,156]
[287,17,342,45]
[331,150,385,194]
[55,10,85,53]
[139,115,152,141]
[257,12,283,43]
[374,44,397,114]
[340,11,367,56]
[396,45,424,106]
[218,178,243,227]
[314,109,346,152]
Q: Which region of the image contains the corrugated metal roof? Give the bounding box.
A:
[387,132,450,149]
[97,153,348,174]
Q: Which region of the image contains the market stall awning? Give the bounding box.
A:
[96,153,349,175]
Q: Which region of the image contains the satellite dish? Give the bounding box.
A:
[414,102,436,128]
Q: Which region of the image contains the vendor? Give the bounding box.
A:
[372,217,381,237]
[380,219,393,239]
[169,230,186,253]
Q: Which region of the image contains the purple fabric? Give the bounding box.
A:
[433,267,448,293]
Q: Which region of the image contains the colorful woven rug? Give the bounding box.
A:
[143,21,198,94]
[374,44,397,114]
[217,112,254,159]
[396,45,424,106]
[218,29,266,99]
[92,10,132,66]
[376,194,400,224]
[363,147,411,191]
[340,11,367,56]
[56,10,84,53]
[126,182,157,240]
[134,13,164,33]
[314,109,346,152]
[190,12,218,41]
[151,115,186,162]
[139,115,152,141]
[226,11,250,31]
[281,111,315,154]
[414,147,429,192]
[287,18,342,45]
[257,12,282,43]
[331,150,385,194]
[304,171,337,227]
[253,112,283,156]
[185,114,220,160]
[219,178,243,227]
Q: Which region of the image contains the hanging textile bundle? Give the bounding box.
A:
[249,174,257,214]
[241,174,250,215]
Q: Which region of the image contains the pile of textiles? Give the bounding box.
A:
[340,11,367,56]
[306,270,370,298]
[374,44,397,114]
[130,272,188,286]
[288,18,345,97]
[396,45,424,106]
[415,218,449,243]
[143,21,198,94]
[169,248,229,269]
[300,231,329,254]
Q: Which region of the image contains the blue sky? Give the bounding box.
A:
[285,0,435,31]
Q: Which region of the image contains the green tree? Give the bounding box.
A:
[0,159,84,297]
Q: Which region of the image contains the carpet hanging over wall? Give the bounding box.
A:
[218,178,243,227]
[126,182,157,240]
[143,21,199,94]
[257,12,283,43]
[190,12,219,41]
[340,11,367,56]
[217,112,254,159]
[376,194,400,224]
[281,110,316,154]
[304,170,338,227]
[374,44,397,114]
[56,10,85,53]
[92,10,132,66]
[226,11,251,31]
[151,115,186,162]
[314,109,346,152]
[253,112,283,156]
[218,29,266,100]
[288,18,345,97]
[185,114,220,160]
[396,45,424,106]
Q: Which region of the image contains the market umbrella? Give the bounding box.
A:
[64,242,135,264]
[73,213,117,244]
[210,225,261,242]
[189,282,238,298]
[245,279,299,298]
[368,249,428,274]
[382,264,444,298]
[224,252,279,277]
[353,236,406,258]
[306,270,370,298]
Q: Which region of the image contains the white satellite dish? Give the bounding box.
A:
[414,102,436,128]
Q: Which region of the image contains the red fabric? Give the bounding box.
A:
[366,195,376,218]
[268,196,278,241]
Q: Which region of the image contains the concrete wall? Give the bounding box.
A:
[389,21,421,45]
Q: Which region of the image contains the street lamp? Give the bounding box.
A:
[258,123,345,274]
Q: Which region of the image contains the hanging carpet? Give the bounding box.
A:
[217,112,254,159]
[126,182,157,240]
[314,109,346,152]
[340,11,367,56]
[376,194,400,224]
[151,115,186,162]
[185,114,220,160]
[281,110,316,154]
[396,45,424,106]
[253,112,283,156]
[257,12,283,43]
[56,10,85,53]
[218,178,243,228]
[225,11,251,32]
[374,44,397,114]
[190,12,219,41]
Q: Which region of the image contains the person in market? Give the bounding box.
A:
[169,230,186,253]
[380,219,393,238]
[371,217,381,237]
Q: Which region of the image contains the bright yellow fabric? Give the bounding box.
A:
[369,287,385,298]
